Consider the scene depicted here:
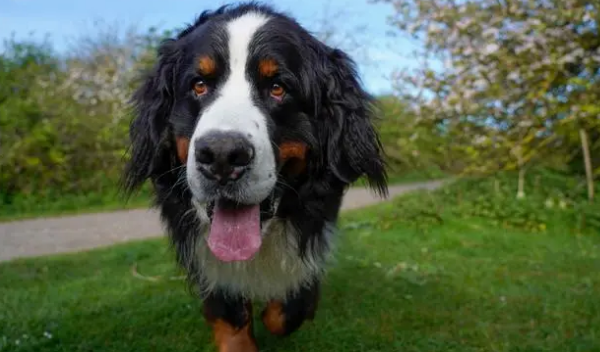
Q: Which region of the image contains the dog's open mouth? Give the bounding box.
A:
[206,198,263,262]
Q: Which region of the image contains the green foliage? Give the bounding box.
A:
[0,181,152,222]
[437,170,598,232]
[376,0,600,190]
[0,28,164,217]
[374,95,453,176]
[0,37,122,193]
[381,169,600,233]
[0,38,62,193]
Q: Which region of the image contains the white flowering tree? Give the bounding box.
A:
[375,0,599,200]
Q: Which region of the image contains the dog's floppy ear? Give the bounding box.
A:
[315,47,388,197]
[122,39,178,195]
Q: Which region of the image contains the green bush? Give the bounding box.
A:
[0,32,160,218]
[382,168,600,234]
[374,95,452,176]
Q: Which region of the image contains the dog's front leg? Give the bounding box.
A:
[202,292,258,352]
[261,281,321,336]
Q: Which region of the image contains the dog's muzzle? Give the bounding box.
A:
[194,130,254,185]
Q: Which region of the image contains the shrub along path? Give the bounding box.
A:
[0,180,445,262]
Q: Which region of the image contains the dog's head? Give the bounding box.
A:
[123,3,387,261]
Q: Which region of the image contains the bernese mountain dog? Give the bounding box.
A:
[122,2,388,351]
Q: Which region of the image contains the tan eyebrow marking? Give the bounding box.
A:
[258,58,278,77]
[197,55,217,76]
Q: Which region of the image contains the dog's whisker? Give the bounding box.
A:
[155,164,186,181]
[163,173,188,200]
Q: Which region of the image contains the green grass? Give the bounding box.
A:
[0,191,151,223]
[0,185,152,223]
[1,194,599,352]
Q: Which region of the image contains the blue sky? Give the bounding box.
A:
[0,0,422,94]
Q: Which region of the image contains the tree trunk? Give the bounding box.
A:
[513,144,526,199]
[517,167,526,199]
[580,128,595,202]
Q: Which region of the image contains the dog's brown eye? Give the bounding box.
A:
[270,83,285,99]
[193,81,208,96]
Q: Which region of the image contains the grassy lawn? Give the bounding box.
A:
[0,189,152,224]
[1,194,599,352]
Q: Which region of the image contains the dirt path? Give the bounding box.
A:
[0,180,445,262]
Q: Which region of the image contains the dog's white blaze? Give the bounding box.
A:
[187,12,276,204]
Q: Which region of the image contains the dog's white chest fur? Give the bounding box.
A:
[195,217,330,301]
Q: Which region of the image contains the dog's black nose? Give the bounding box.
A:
[195,131,254,184]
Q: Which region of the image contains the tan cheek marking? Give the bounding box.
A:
[279,141,307,161]
[176,137,190,164]
[198,55,216,76]
[261,301,286,336]
[258,58,278,78]
[278,141,307,176]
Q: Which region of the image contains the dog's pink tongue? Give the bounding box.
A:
[208,203,261,262]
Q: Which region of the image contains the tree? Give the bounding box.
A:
[374,0,599,199]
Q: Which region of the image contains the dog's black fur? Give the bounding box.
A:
[122,1,387,346]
